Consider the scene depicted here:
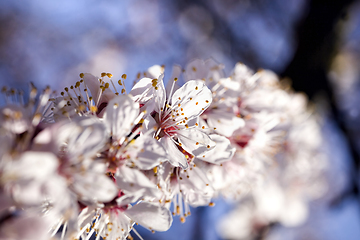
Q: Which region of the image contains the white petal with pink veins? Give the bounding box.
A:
[104,95,139,141]
[207,110,245,137]
[177,128,216,156]
[160,137,188,169]
[170,80,212,123]
[125,202,172,231]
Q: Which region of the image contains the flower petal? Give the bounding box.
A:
[104,95,139,141]
[177,128,216,157]
[127,134,167,170]
[171,80,212,123]
[206,109,245,137]
[72,171,117,203]
[125,202,172,232]
[199,134,235,164]
[115,166,162,200]
[180,166,214,206]
[160,137,188,169]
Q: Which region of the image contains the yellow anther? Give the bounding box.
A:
[180,217,186,223]
[90,106,97,113]
[196,142,199,145]
[153,167,158,174]
[207,145,210,148]
[121,89,126,94]
[79,105,86,111]
[196,102,198,105]
[178,143,182,146]
[121,74,127,79]
[104,83,110,88]
[209,202,215,207]
[185,124,189,128]
[205,100,209,103]
[106,73,113,78]
[118,80,122,85]
[79,73,84,78]
[192,67,197,72]
[202,126,205,129]
[101,72,107,77]
[64,87,69,92]
[176,206,180,215]
[195,86,198,90]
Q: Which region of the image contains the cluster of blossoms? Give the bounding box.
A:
[0,59,326,240]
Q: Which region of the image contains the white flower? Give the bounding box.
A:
[75,166,172,240]
[48,72,120,120]
[146,74,216,169]
[103,94,167,171]
[184,59,245,137]
[34,116,118,204]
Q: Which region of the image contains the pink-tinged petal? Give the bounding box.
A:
[160,137,188,169]
[171,80,212,123]
[104,95,139,141]
[125,202,172,231]
[177,128,216,156]
[72,171,117,203]
[115,166,162,199]
[206,110,245,137]
[180,167,214,206]
[199,134,235,164]
[127,135,167,170]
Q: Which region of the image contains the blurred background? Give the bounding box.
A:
[1,0,360,239]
